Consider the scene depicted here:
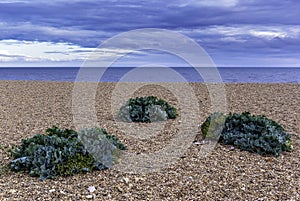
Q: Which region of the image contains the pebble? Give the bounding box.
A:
[0,82,299,200]
[88,186,96,193]
[117,186,124,192]
[134,177,145,182]
[49,189,55,193]
[9,189,16,194]
[123,177,130,184]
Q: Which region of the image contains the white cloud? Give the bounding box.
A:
[181,25,300,40]
[220,36,246,42]
[0,40,91,62]
[249,30,287,39]
[0,22,105,40]
[198,0,239,7]
[176,0,239,7]
[0,0,94,3]
[0,39,144,66]
[0,50,9,54]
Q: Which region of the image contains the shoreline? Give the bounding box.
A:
[0,67,299,83]
[0,79,300,84]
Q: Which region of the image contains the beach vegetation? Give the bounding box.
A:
[119,96,177,122]
[9,126,126,180]
[201,112,293,156]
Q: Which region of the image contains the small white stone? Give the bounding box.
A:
[86,195,93,199]
[123,177,130,184]
[49,189,55,193]
[9,189,17,194]
[88,186,96,193]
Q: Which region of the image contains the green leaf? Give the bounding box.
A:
[201,112,293,156]
[9,126,126,180]
[119,96,178,123]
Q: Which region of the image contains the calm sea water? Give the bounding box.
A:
[0,67,299,83]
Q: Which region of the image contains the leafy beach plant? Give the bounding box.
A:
[10,126,126,180]
[119,96,178,123]
[0,143,15,176]
[201,112,293,157]
[77,127,127,167]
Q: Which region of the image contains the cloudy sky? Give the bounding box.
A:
[0,0,299,67]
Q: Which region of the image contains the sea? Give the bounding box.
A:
[0,67,299,83]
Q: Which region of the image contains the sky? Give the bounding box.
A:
[0,0,299,67]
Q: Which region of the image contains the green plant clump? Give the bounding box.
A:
[201,112,293,156]
[77,127,127,167]
[10,126,126,180]
[119,96,178,123]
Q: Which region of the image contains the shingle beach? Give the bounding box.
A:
[0,81,299,200]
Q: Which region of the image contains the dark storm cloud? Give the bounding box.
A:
[150,0,300,28]
[0,0,299,66]
[0,0,299,41]
[0,0,171,46]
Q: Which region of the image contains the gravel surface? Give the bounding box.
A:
[0,81,299,200]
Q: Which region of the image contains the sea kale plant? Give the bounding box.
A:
[201,112,293,157]
[119,96,178,123]
[10,126,126,180]
[77,127,127,167]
